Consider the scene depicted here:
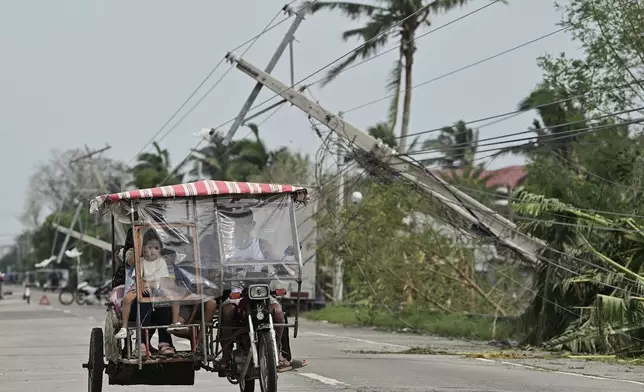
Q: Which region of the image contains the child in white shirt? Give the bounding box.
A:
[115,229,181,340]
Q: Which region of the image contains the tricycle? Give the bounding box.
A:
[83,179,308,392]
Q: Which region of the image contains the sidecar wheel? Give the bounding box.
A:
[88,327,104,392]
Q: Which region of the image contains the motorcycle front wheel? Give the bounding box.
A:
[258,331,278,392]
[58,289,75,306]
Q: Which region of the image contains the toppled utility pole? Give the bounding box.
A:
[333,112,345,302]
[224,54,545,264]
[81,144,126,245]
[55,201,83,265]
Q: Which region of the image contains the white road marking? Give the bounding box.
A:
[475,358,644,386]
[63,309,71,314]
[304,332,410,350]
[299,372,348,386]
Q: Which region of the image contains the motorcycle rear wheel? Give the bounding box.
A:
[58,289,75,306]
[75,291,87,305]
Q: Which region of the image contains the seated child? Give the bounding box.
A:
[115,229,181,339]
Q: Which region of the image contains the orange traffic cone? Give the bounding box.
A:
[39,295,50,305]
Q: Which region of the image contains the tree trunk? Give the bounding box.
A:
[398,29,416,154]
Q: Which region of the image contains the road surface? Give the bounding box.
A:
[1,287,643,392]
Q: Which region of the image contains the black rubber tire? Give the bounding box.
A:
[76,291,87,305]
[88,327,104,392]
[239,379,255,392]
[258,331,278,392]
[59,290,74,306]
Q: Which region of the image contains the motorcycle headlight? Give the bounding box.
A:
[248,284,269,300]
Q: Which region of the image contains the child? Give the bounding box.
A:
[115,229,181,339]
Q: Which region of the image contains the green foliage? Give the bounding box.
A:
[538,0,644,113]
[130,141,182,188]
[306,305,519,341]
[316,180,526,316]
[511,187,644,354]
[188,124,314,183]
[422,121,479,168]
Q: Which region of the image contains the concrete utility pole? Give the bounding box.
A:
[333,112,345,302]
[55,201,83,265]
[81,144,126,245]
[224,54,546,265]
[221,2,307,145]
[55,144,125,267]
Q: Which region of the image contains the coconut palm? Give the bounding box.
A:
[309,0,480,153]
[365,121,422,150]
[421,120,479,169]
[251,149,313,185]
[493,85,587,160]
[129,141,182,188]
[188,123,272,182]
[512,188,644,354]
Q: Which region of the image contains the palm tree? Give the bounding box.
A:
[129,141,181,188]
[251,149,313,185]
[309,0,478,154]
[512,188,644,354]
[346,121,423,177]
[421,120,479,169]
[189,123,270,181]
[367,121,398,149]
[493,85,587,160]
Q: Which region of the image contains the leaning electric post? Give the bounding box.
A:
[333,112,345,302]
[224,54,545,265]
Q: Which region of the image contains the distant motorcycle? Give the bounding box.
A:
[59,279,111,306]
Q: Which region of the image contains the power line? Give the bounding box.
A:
[206,0,440,134]
[394,79,644,140]
[340,25,573,116]
[405,106,644,157]
[127,1,305,169]
[305,0,503,88]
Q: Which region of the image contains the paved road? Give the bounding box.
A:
[1,287,643,392]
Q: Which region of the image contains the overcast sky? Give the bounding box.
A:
[0,0,580,246]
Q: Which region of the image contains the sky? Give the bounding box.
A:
[0,0,581,246]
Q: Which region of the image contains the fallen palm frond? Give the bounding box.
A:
[512,188,644,355]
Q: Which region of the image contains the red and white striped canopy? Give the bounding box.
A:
[90,180,306,213]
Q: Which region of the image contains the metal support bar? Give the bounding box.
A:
[225,54,545,264]
[222,3,306,145]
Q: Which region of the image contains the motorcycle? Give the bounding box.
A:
[59,279,111,306]
[224,270,288,392]
[76,279,112,305]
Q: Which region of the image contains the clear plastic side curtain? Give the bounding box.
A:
[217,194,300,289]
[120,193,303,306]
[128,198,220,306]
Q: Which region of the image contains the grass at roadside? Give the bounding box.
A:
[303,305,521,341]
